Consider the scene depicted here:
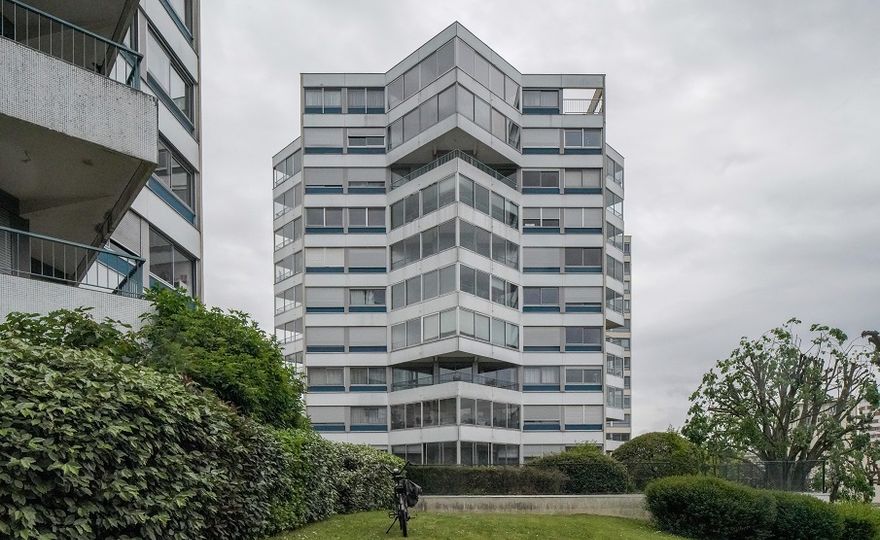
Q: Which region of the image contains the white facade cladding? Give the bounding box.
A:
[272,22,632,463]
[0,0,202,320]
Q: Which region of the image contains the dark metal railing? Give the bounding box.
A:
[392,372,519,391]
[1,0,142,88]
[0,226,144,297]
[390,149,518,191]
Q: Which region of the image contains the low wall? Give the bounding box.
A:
[416,494,650,520]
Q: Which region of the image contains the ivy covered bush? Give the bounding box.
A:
[612,431,703,490]
[529,443,631,494]
[0,339,294,539]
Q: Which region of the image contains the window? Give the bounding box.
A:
[606,156,624,188]
[563,128,602,149]
[305,207,343,229]
[347,247,385,270]
[308,367,344,387]
[147,30,193,121]
[564,169,601,191]
[522,170,560,190]
[305,247,344,270]
[523,327,560,351]
[388,77,404,109]
[273,150,302,187]
[607,222,625,251]
[566,367,602,385]
[304,167,343,191]
[347,207,385,229]
[346,87,385,113]
[347,326,385,352]
[607,354,624,377]
[607,255,625,282]
[274,251,302,282]
[606,190,624,219]
[351,367,386,386]
[166,0,193,32]
[524,367,560,385]
[304,88,342,114]
[347,133,385,149]
[563,208,603,230]
[607,387,625,409]
[523,89,560,112]
[523,405,560,427]
[524,287,559,308]
[565,327,602,350]
[149,228,195,294]
[523,247,561,272]
[275,318,302,344]
[565,287,602,312]
[155,139,194,209]
[303,128,344,151]
[274,285,302,314]
[351,407,387,426]
[565,248,603,271]
[306,288,344,310]
[523,208,560,228]
[273,183,302,219]
[521,128,559,150]
[349,288,385,307]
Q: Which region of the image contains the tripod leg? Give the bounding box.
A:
[386,514,399,534]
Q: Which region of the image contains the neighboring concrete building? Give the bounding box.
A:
[272,22,631,462]
[1,0,203,326]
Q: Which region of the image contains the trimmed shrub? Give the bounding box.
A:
[0,339,293,540]
[770,491,842,540]
[836,502,880,540]
[408,466,568,495]
[335,442,402,513]
[612,431,702,490]
[529,444,630,494]
[645,475,776,539]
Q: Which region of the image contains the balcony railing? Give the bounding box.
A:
[391,372,519,391]
[390,149,518,191]
[562,98,603,115]
[0,226,144,297]
[1,0,142,88]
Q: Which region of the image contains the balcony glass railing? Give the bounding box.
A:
[1,0,142,88]
[391,372,519,391]
[390,149,517,191]
[0,225,144,297]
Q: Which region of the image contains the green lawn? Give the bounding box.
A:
[272,511,681,539]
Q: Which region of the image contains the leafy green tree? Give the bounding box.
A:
[683,319,879,500]
[137,288,307,429]
[612,431,703,490]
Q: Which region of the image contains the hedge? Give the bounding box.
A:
[835,502,880,540]
[408,466,568,495]
[529,444,631,494]
[645,476,776,539]
[0,339,294,540]
[770,491,842,540]
[612,432,702,490]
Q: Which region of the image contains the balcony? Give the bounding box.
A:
[0,225,149,326]
[390,149,517,192]
[1,0,157,249]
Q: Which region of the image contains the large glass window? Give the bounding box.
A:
[149,228,195,294]
[167,0,193,31]
[155,138,194,208]
[147,30,192,121]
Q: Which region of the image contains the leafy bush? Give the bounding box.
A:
[335,442,402,512]
[138,288,307,429]
[645,475,776,539]
[528,444,630,494]
[612,431,702,490]
[0,339,293,540]
[0,308,138,358]
[770,491,842,540]
[408,466,568,495]
[835,502,880,540]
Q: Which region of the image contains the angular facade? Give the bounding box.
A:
[272,22,631,462]
[0,0,203,325]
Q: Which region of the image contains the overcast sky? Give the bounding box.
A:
[200,0,880,435]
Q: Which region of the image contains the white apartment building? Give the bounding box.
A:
[272,22,631,463]
[1,0,203,324]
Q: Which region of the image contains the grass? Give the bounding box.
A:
[272,511,681,539]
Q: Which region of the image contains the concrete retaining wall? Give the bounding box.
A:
[416,494,650,520]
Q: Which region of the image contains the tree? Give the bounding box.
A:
[612,431,703,490]
[683,319,879,500]
[137,288,307,429]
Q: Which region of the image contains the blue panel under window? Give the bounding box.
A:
[350,424,388,432]
[524,346,561,352]
[350,305,386,313]
[564,188,603,195]
[348,147,386,155]
[349,345,388,353]
[522,187,561,194]
[349,267,386,273]
[347,107,367,114]
[306,267,344,273]
[306,345,345,353]
[564,228,602,235]
[523,306,560,313]
[524,227,560,234]
[306,306,344,313]
[304,147,343,154]
[323,107,342,114]
[367,107,385,114]
[565,345,602,352]
[304,106,323,114]
[565,304,602,313]
[524,267,561,273]
[523,147,560,155]
[348,187,386,194]
[523,384,561,392]
[565,148,602,155]
[564,384,603,392]
[147,177,196,225]
[348,227,386,234]
[524,423,561,431]
[306,227,344,234]
[523,107,560,115]
[564,424,602,431]
[564,266,602,273]
[308,385,346,393]
[305,187,344,194]
[350,385,388,392]
[313,423,346,432]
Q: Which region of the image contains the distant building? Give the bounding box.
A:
[272,22,631,462]
[1,0,203,325]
